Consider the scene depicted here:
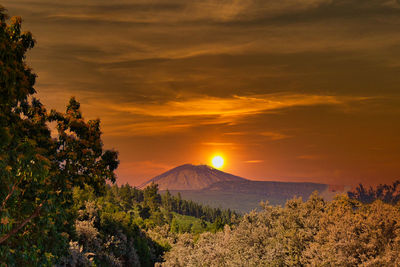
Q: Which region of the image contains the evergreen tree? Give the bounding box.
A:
[143,183,161,212]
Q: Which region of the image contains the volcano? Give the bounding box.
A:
[139,164,246,190]
[139,164,343,212]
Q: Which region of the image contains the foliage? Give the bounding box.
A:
[59,192,144,267]
[348,180,400,204]
[0,7,118,265]
[61,183,237,266]
[161,189,238,227]
[163,193,400,266]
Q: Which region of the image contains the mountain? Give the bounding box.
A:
[139,164,246,190]
[140,164,343,213]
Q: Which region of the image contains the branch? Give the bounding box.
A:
[0,175,24,213]
[0,202,43,244]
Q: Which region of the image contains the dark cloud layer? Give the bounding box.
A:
[3,0,400,185]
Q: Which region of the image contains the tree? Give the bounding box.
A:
[143,183,161,212]
[0,7,118,265]
[348,180,400,204]
[161,189,173,212]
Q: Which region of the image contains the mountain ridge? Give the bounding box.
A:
[139,164,247,190]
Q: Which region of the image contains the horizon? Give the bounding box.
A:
[4,0,400,187]
[137,163,351,189]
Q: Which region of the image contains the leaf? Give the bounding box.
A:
[1,217,9,225]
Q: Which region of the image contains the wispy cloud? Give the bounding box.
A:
[245,160,264,163]
[90,93,372,136]
[260,131,292,140]
[297,154,322,160]
[202,142,236,146]
[104,94,370,117]
[104,121,195,136]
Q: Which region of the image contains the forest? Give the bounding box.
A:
[59,183,237,266]
[65,183,400,266]
[2,5,400,267]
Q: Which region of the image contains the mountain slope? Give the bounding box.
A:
[140,164,339,212]
[139,164,246,190]
[205,180,327,196]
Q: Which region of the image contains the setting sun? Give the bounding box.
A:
[211,155,224,169]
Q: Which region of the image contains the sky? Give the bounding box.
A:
[4,0,400,186]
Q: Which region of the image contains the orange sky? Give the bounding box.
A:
[4,0,400,186]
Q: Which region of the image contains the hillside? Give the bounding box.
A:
[141,164,335,212]
[139,164,246,190]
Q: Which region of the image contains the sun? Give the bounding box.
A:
[211,155,224,169]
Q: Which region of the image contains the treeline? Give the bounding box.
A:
[348,180,400,204]
[104,183,238,225]
[161,190,237,225]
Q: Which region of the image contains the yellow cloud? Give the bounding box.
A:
[245,160,264,163]
[202,142,236,146]
[95,93,372,136]
[106,94,369,118]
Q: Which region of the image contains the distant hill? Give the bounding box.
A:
[139,164,246,190]
[140,164,342,213]
[205,180,327,196]
[168,180,329,213]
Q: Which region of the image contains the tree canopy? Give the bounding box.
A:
[0,7,118,265]
[348,180,400,204]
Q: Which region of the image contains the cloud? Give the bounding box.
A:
[103,94,369,118]
[103,120,195,136]
[7,0,330,24]
[297,154,322,160]
[89,93,372,136]
[223,131,248,136]
[19,0,399,27]
[260,131,292,140]
[10,0,400,84]
[202,142,236,146]
[245,160,264,163]
[103,94,369,117]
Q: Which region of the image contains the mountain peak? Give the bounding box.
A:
[139,164,247,190]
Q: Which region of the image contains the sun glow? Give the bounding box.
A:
[211,155,224,169]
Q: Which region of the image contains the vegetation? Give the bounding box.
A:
[163,193,400,266]
[59,183,237,266]
[0,7,118,265]
[348,180,400,204]
[66,183,400,266]
[161,189,237,226]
